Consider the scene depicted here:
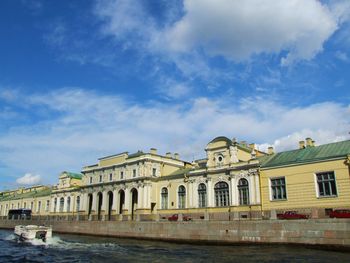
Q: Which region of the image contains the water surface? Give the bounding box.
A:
[0,229,349,262]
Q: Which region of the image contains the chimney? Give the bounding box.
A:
[150,148,157,155]
[306,138,313,147]
[268,146,274,155]
[166,152,172,158]
[174,153,180,160]
[299,141,305,149]
[249,143,256,150]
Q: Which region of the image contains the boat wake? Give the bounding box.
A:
[5,233,125,252]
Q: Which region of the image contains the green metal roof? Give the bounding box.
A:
[0,187,52,202]
[65,172,83,180]
[209,136,233,145]
[127,150,144,159]
[260,140,350,168]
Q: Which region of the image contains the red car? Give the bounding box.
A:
[168,214,192,221]
[277,211,309,220]
[329,209,350,218]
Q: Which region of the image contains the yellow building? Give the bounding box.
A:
[1,136,349,221]
[260,138,350,218]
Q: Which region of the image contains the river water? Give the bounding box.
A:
[0,229,349,263]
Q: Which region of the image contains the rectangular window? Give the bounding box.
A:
[270,177,287,200]
[152,168,157,177]
[133,169,136,178]
[316,171,337,197]
[46,200,50,212]
[99,175,102,182]
[120,171,124,179]
[89,177,92,184]
[109,173,113,181]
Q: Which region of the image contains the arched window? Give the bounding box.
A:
[67,197,71,212]
[76,196,80,212]
[161,188,168,209]
[215,182,229,207]
[198,183,207,208]
[178,185,186,209]
[238,178,249,205]
[46,200,50,211]
[59,197,64,212]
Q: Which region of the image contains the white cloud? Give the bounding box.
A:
[94,0,350,65]
[0,88,349,186]
[16,173,41,185]
[163,0,339,66]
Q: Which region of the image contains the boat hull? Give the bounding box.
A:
[14,225,52,241]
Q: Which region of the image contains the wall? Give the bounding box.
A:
[1,218,349,249]
[260,159,350,213]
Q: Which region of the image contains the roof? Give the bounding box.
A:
[209,136,233,145]
[65,172,83,180]
[126,150,144,159]
[260,140,350,168]
[0,187,52,202]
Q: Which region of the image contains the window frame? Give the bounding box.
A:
[270,177,287,201]
[198,183,207,208]
[315,171,338,198]
[178,185,186,209]
[214,181,230,207]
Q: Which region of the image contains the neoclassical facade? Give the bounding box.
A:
[1,136,350,220]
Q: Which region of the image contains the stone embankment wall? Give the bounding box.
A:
[1,219,349,249]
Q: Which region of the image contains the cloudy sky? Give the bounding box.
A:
[0,0,349,190]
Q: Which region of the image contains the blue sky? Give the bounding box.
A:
[0,0,350,190]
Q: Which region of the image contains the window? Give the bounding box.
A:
[54,198,57,212]
[76,196,80,212]
[161,188,168,209]
[316,171,337,197]
[99,175,102,183]
[24,202,26,209]
[133,169,136,178]
[238,178,249,205]
[215,182,229,206]
[109,173,113,181]
[59,197,64,212]
[271,177,287,200]
[178,185,186,209]
[89,177,92,184]
[37,201,41,212]
[152,168,157,177]
[46,200,50,212]
[198,183,207,208]
[67,197,71,212]
[30,202,33,210]
[120,171,124,179]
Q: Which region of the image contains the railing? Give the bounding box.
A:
[0,208,335,222]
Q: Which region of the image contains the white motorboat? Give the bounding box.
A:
[14,225,52,242]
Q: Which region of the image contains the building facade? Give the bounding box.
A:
[1,136,349,221]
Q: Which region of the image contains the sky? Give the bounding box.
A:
[0,0,350,190]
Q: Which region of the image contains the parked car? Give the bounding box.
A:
[329,209,350,218]
[168,214,192,221]
[277,211,309,220]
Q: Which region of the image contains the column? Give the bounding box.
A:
[138,186,143,209]
[92,192,97,212]
[230,177,237,206]
[102,191,108,211]
[112,189,118,211]
[255,174,261,204]
[63,196,68,212]
[249,175,256,205]
[207,179,213,207]
[124,189,130,214]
